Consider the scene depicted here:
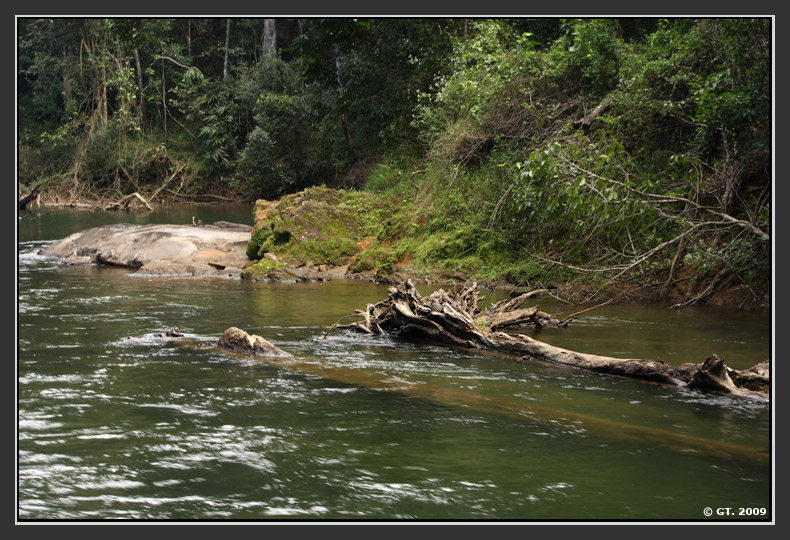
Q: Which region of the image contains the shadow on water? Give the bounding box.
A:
[203,338,768,465]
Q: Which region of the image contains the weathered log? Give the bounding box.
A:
[105,192,153,212]
[335,280,769,401]
[18,184,42,212]
[218,326,291,357]
[573,95,613,131]
[728,360,770,393]
[213,326,767,463]
[684,355,769,401]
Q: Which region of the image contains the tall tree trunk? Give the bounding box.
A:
[82,29,108,128]
[62,50,73,115]
[223,18,231,81]
[186,20,192,57]
[335,53,353,157]
[100,28,108,126]
[263,19,276,57]
[133,48,146,127]
[161,58,167,138]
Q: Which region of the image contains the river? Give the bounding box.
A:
[16,205,772,521]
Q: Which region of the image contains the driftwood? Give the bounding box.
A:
[105,192,153,212]
[18,184,42,212]
[333,280,769,401]
[218,326,291,357]
[215,327,767,463]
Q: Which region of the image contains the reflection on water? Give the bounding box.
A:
[17,208,771,521]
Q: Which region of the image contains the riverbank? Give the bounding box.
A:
[21,186,769,311]
[242,186,769,311]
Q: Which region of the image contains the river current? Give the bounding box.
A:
[16,205,772,521]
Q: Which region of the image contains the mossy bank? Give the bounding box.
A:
[240,186,766,310]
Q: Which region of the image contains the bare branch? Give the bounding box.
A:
[560,157,769,241]
[155,55,192,70]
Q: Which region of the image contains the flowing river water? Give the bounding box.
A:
[17,205,772,521]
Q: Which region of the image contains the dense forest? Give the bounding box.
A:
[18,18,771,306]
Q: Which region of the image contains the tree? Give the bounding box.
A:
[263,19,276,57]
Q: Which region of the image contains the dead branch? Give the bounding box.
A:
[18,184,43,212]
[148,163,186,203]
[558,298,613,326]
[104,192,153,212]
[573,95,613,131]
[561,158,769,241]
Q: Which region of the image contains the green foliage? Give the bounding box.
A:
[364,163,403,193]
[18,17,771,300]
[246,226,270,259]
[349,246,401,273]
[684,235,768,283]
[548,19,622,99]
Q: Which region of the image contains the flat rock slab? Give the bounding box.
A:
[40,223,252,277]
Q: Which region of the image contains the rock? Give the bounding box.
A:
[40,223,251,277]
[218,327,291,357]
[62,255,93,266]
[207,221,253,231]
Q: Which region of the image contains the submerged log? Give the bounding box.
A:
[334,280,769,401]
[213,327,766,463]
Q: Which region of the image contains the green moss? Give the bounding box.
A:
[247,187,392,266]
[349,246,401,273]
[288,237,361,266]
[241,258,290,281]
[246,227,271,259]
[245,185,593,287]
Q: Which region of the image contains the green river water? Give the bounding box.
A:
[16,205,772,522]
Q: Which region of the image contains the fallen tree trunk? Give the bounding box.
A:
[105,192,153,212]
[573,95,613,131]
[333,280,769,401]
[18,184,42,212]
[211,327,767,463]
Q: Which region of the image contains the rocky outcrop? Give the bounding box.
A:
[40,223,253,277]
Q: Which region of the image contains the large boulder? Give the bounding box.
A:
[40,223,252,277]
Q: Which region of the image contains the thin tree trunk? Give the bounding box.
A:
[335,53,353,156]
[62,50,73,116]
[263,19,276,57]
[161,58,167,138]
[223,18,231,81]
[100,28,108,125]
[133,48,146,126]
